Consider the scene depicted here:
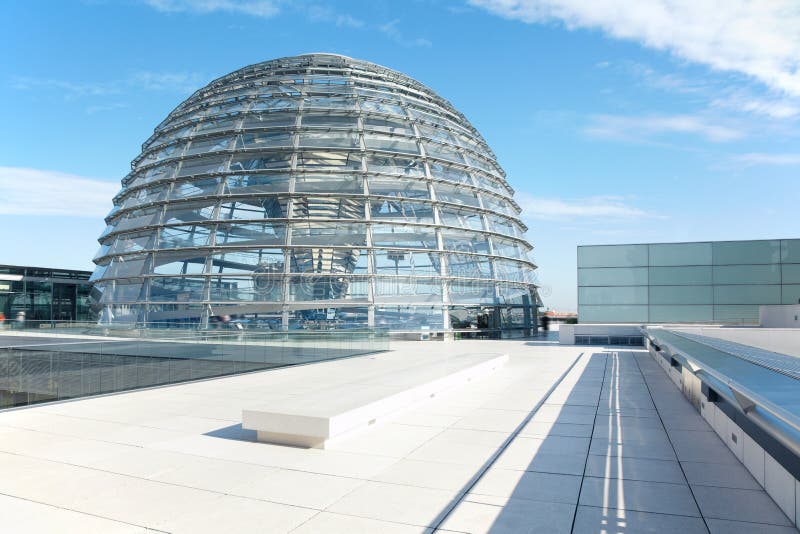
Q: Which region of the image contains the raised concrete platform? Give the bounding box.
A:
[243,352,508,448]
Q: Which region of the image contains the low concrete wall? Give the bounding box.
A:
[559,323,642,345]
[761,305,800,328]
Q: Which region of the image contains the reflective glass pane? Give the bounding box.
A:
[215,222,286,246]
[298,131,359,148]
[289,275,369,301]
[374,277,442,303]
[158,225,211,249]
[713,284,781,304]
[579,305,647,323]
[713,240,781,265]
[302,113,358,128]
[649,266,712,286]
[368,176,430,199]
[237,131,294,149]
[649,242,712,266]
[439,207,484,231]
[221,197,289,219]
[579,286,648,305]
[782,264,800,284]
[290,223,367,246]
[364,134,419,155]
[434,183,480,207]
[296,174,362,193]
[649,285,712,305]
[366,155,424,176]
[782,239,800,263]
[713,305,760,324]
[223,174,290,194]
[578,245,648,268]
[290,248,367,274]
[442,230,490,254]
[375,306,444,329]
[149,276,205,302]
[152,251,206,275]
[169,177,222,200]
[370,199,433,223]
[446,253,492,279]
[713,264,781,284]
[782,285,800,304]
[578,267,648,286]
[649,305,713,323]
[209,249,284,275]
[449,281,495,304]
[297,151,361,169]
[371,225,437,249]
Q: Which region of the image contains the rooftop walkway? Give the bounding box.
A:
[0,339,796,533]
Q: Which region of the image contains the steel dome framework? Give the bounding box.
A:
[91,54,540,334]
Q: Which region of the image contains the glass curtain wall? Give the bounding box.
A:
[578,239,800,324]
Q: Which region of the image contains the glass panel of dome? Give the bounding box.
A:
[242,112,296,129]
[370,199,433,223]
[152,251,206,275]
[428,162,474,186]
[364,134,419,155]
[498,283,531,305]
[106,279,146,303]
[209,249,284,275]
[169,177,222,200]
[208,276,266,301]
[295,174,362,193]
[292,197,364,219]
[162,200,217,224]
[250,97,297,111]
[482,195,512,216]
[89,264,107,282]
[237,131,294,149]
[303,96,356,110]
[447,253,493,279]
[149,277,205,302]
[368,176,429,199]
[442,230,491,254]
[375,306,444,329]
[220,197,289,220]
[215,222,285,246]
[105,254,149,278]
[486,214,518,237]
[365,154,424,176]
[223,174,290,194]
[196,117,238,134]
[374,277,441,302]
[439,206,484,230]
[112,207,161,232]
[301,113,358,128]
[297,151,361,169]
[363,116,414,135]
[158,225,211,249]
[291,223,367,246]
[494,259,531,283]
[289,248,367,274]
[374,250,440,276]
[177,156,228,177]
[424,142,465,164]
[288,275,369,301]
[230,154,292,171]
[434,184,480,207]
[417,124,455,144]
[298,131,359,148]
[472,174,507,195]
[110,231,156,254]
[186,136,233,156]
[359,100,404,116]
[371,225,437,249]
[144,163,177,183]
[492,238,524,259]
[449,281,496,304]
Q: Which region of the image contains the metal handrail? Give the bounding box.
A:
[641,326,800,456]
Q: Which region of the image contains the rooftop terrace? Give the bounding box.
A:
[0,336,797,533]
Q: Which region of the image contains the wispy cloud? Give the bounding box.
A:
[711,94,800,120]
[142,0,279,18]
[735,153,800,166]
[517,193,657,221]
[11,71,205,99]
[469,0,800,96]
[10,77,119,99]
[304,4,364,27]
[85,102,130,115]
[585,113,745,143]
[379,20,432,48]
[0,167,117,217]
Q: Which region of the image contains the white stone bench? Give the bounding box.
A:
[242,352,508,448]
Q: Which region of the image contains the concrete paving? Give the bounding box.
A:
[0,339,795,533]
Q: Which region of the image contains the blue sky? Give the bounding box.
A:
[1,0,799,311]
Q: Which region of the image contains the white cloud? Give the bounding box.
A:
[711,94,800,119]
[469,0,800,96]
[379,20,432,48]
[735,153,800,166]
[517,193,656,221]
[0,167,117,217]
[142,0,279,17]
[11,71,205,99]
[585,113,744,142]
[304,5,364,28]
[131,71,206,93]
[11,77,119,99]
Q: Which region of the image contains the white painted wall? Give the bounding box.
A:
[761,305,800,328]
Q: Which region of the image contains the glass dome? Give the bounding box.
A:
[91,53,540,335]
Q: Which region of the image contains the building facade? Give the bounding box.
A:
[91,54,540,335]
[0,265,94,324]
[578,239,800,324]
